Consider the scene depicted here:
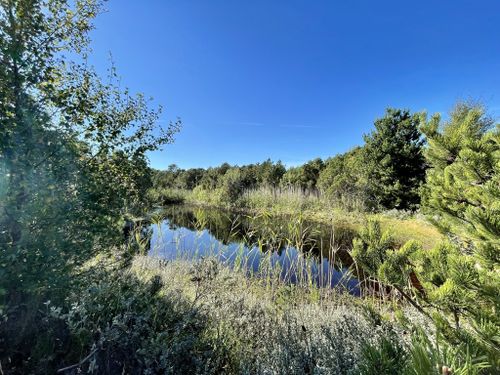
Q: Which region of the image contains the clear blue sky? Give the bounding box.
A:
[88,0,500,170]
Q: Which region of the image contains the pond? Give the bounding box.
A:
[148,205,361,295]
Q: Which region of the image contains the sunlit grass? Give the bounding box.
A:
[122,254,432,373]
[169,186,443,250]
[378,216,443,250]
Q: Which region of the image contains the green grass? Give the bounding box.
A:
[378,216,442,250]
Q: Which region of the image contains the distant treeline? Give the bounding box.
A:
[152,108,426,211]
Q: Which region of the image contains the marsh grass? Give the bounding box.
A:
[168,186,442,250]
[146,210,360,293]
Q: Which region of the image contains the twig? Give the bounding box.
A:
[57,348,98,373]
[393,285,431,318]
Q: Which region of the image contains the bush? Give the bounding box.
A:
[64,265,219,374]
[358,337,408,375]
[124,256,411,374]
[147,187,187,205]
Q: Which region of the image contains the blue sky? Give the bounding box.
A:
[88,0,500,170]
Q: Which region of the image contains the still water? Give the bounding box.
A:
[149,205,360,294]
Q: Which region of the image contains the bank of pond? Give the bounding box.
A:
[145,204,376,294]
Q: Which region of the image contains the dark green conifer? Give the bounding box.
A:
[364,109,426,210]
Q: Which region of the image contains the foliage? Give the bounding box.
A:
[123,256,409,375]
[318,146,370,210]
[218,168,247,205]
[1,1,497,374]
[418,103,500,368]
[404,330,491,375]
[353,219,499,371]
[363,108,427,210]
[351,219,424,318]
[257,158,286,186]
[153,159,285,194]
[150,109,428,213]
[352,103,500,373]
[281,157,324,191]
[359,329,491,375]
[63,261,219,374]
[420,103,499,267]
[0,0,178,370]
[147,187,187,205]
[358,336,408,375]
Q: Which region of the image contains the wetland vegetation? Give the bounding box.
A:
[0,1,499,374]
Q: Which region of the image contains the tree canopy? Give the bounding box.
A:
[363,108,427,210]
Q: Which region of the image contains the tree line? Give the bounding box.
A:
[152,108,427,211]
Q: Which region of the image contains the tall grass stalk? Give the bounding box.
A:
[144,211,358,293]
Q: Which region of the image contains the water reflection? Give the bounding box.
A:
[149,205,360,295]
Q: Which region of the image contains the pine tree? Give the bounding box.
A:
[363,109,426,210]
[420,103,500,267]
[352,103,500,370]
[418,103,499,366]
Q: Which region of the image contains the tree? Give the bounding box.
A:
[184,168,206,189]
[199,167,220,190]
[0,0,179,368]
[352,103,500,370]
[418,104,499,360]
[281,158,324,191]
[420,103,499,266]
[0,0,106,303]
[363,109,426,210]
[318,147,369,210]
[219,168,246,204]
[256,159,286,187]
[152,164,183,188]
[351,219,425,314]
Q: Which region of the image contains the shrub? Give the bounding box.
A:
[63,260,222,374]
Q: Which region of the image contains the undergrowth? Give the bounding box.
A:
[56,254,431,374]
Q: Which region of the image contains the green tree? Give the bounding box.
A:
[281,158,324,191]
[0,0,106,304]
[152,164,182,188]
[363,109,426,210]
[318,147,369,210]
[351,219,425,313]
[176,168,205,190]
[0,0,179,369]
[352,103,500,370]
[199,167,220,190]
[420,103,499,266]
[418,103,499,365]
[219,168,246,204]
[256,159,286,187]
